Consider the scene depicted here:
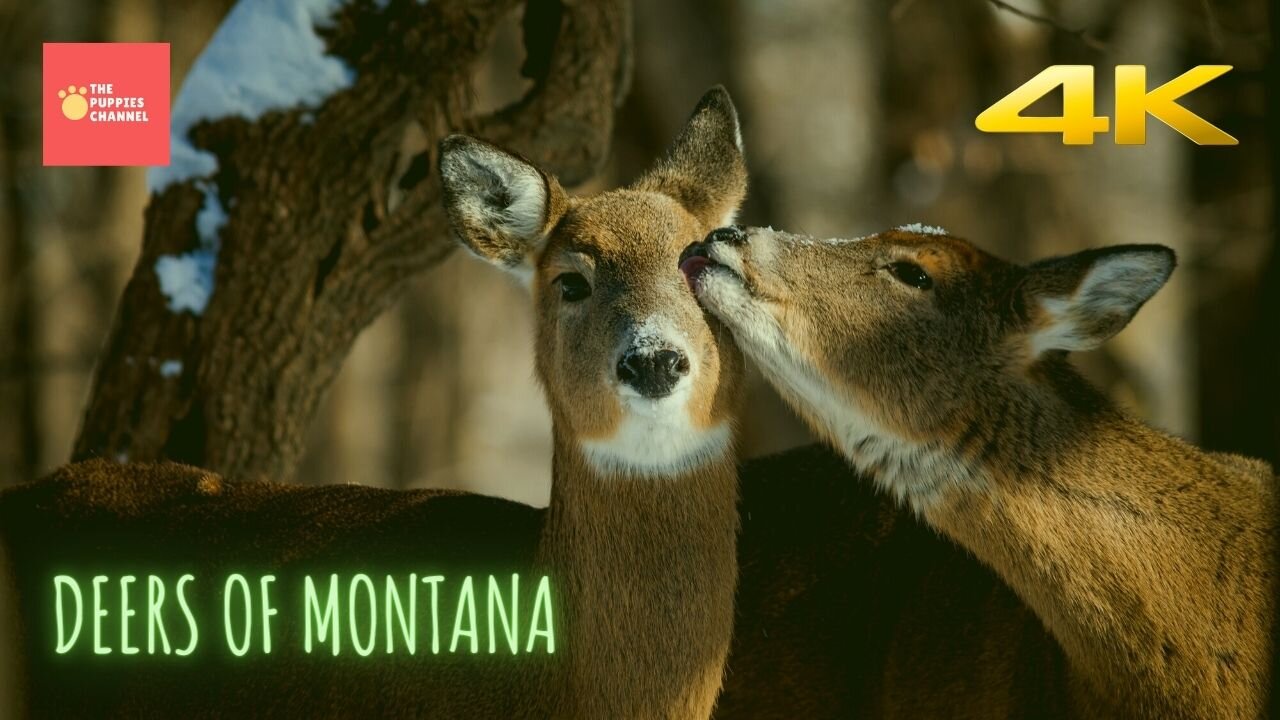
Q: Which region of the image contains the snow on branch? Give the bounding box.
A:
[149,0,356,193]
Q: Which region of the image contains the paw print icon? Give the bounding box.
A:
[58,85,88,120]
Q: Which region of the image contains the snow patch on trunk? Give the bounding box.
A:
[194,183,229,243]
[155,251,217,315]
[147,0,356,192]
[159,359,184,378]
[155,182,226,315]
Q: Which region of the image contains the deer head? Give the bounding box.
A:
[683,224,1174,505]
[439,88,748,478]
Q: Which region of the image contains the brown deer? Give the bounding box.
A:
[687,223,1277,718]
[435,85,748,717]
[0,87,747,719]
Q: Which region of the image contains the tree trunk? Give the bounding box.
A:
[72,0,631,482]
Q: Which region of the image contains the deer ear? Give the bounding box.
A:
[634,86,748,228]
[438,135,568,276]
[1018,244,1176,356]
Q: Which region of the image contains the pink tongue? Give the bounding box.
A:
[680,256,713,290]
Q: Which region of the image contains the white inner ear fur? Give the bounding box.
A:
[1030,251,1172,356]
[719,115,744,226]
[578,315,733,478]
[493,164,548,241]
[451,147,549,250]
[696,266,985,512]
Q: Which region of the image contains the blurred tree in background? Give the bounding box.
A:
[0,0,1274,503]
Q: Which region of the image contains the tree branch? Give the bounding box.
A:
[985,0,1106,51]
[72,0,631,481]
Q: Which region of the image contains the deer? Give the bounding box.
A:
[685,224,1277,718]
[0,87,748,719]
[434,85,749,717]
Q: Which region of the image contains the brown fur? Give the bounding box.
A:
[695,226,1277,718]
[542,438,738,717]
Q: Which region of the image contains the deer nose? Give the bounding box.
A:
[706,225,747,246]
[617,348,690,399]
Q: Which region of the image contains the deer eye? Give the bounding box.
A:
[555,272,592,302]
[886,261,933,290]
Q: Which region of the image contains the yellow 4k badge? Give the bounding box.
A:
[976,65,1237,146]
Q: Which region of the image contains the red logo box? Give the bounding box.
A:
[43,43,170,166]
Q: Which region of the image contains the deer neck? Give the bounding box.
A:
[532,427,739,718]
[920,364,1275,715]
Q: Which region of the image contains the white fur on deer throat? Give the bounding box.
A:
[579,314,731,478]
[697,267,986,512]
[580,400,732,478]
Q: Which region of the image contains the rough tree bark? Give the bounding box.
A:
[71,0,631,481]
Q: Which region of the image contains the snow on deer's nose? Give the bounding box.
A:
[615,315,693,401]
